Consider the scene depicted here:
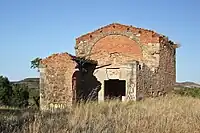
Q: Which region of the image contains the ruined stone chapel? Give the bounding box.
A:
[39,23,178,111]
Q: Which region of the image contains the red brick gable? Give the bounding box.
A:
[76,23,163,45]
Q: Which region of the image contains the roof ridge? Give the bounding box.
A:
[76,23,163,40]
[41,52,74,63]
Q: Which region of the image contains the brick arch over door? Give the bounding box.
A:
[89,34,143,65]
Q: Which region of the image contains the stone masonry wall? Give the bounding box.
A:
[136,38,176,99]
[40,53,76,111]
[136,63,159,100]
[158,38,176,94]
[136,42,162,99]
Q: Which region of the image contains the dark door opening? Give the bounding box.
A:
[104,80,126,100]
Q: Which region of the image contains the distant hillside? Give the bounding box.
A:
[175,82,200,89]
[11,78,39,89]
[11,77,200,90]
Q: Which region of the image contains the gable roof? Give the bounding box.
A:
[76,23,162,41]
[40,52,97,67]
[75,23,179,48]
[40,52,74,66]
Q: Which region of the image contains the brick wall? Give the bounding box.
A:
[75,23,162,66]
[89,35,142,65]
[76,23,160,45]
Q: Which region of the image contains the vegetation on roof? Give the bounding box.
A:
[31,57,42,70]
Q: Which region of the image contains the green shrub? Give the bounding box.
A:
[0,76,30,108]
[0,76,13,106]
[11,84,29,108]
[174,87,200,98]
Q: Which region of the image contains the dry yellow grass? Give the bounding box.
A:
[13,95,200,133]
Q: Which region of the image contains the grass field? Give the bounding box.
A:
[2,94,200,133]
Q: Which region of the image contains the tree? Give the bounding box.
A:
[0,75,30,108]
[30,57,42,108]
[0,76,12,106]
[33,96,40,108]
[11,84,29,108]
[31,57,42,71]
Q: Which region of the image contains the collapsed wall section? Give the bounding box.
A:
[40,53,76,111]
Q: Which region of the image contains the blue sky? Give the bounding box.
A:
[0,0,199,83]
